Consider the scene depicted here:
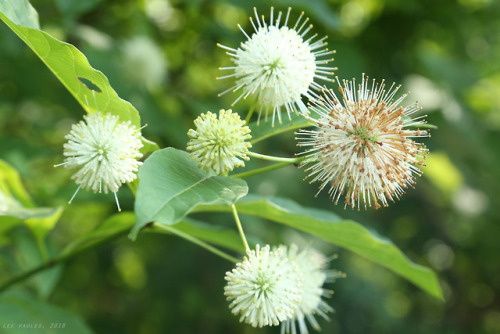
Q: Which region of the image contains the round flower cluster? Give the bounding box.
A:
[218,7,336,125]
[58,112,143,210]
[187,109,252,175]
[297,75,429,209]
[278,244,339,334]
[224,244,342,332]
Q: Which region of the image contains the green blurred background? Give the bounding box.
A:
[1,0,499,333]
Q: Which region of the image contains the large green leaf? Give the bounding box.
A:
[130,148,248,239]
[197,195,443,299]
[0,2,139,127]
[0,292,93,334]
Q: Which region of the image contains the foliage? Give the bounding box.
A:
[0,0,499,333]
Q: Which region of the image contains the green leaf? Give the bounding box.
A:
[0,3,159,153]
[148,218,245,253]
[197,195,443,299]
[0,192,59,222]
[0,160,63,242]
[0,292,94,334]
[0,160,32,207]
[130,148,248,239]
[0,0,39,29]
[0,5,139,127]
[249,113,312,144]
[23,208,64,246]
[140,136,160,156]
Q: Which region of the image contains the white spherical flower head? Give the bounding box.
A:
[278,245,344,334]
[57,112,143,211]
[224,244,302,328]
[187,109,252,175]
[297,74,430,210]
[218,7,336,125]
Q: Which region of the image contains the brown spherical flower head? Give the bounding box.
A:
[297,74,429,210]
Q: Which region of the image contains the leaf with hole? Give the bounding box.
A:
[0,2,158,153]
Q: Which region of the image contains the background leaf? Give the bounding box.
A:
[54,0,101,20]
[0,0,39,29]
[0,292,93,334]
[131,148,248,239]
[0,160,33,208]
[5,227,62,299]
[249,114,312,144]
[197,195,443,299]
[23,208,63,245]
[0,160,62,245]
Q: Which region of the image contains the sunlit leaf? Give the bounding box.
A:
[0,160,32,208]
[0,161,62,241]
[23,208,63,245]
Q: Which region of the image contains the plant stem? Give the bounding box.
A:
[245,106,255,124]
[247,151,302,163]
[36,237,49,263]
[231,204,249,251]
[153,223,239,263]
[0,229,128,294]
[232,156,306,179]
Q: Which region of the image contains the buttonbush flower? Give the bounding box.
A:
[224,244,302,328]
[297,75,429,209]
[187,109,251,175]
[218,7,336,125]
[278,244,344,334]
[57,112,143,211]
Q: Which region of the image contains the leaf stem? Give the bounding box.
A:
[231,204,249,251]
[36,237,49,263]
[232,156,306,179]
[247,151,301,163]
[245,106,255,124]
[152,223,239,263]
